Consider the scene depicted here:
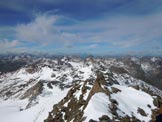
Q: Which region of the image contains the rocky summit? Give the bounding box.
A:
[0,55,162,122]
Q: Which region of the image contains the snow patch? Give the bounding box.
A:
[84,93,112,122]
[111,85,156,122]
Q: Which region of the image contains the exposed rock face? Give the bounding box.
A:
[123,57,162,91]
[99,115,111,122]
[21,81,43,109]
[111,87,121,93]
[45,72,160,122]
[137,108,147,116]
[21,81,43,100]
[152,97,162,122]
[45,82,86,122]
[45,73,109,122]
[110,66,128,74]
[86,72,109,102]
[25,66,38,74]
[0,59,27,73]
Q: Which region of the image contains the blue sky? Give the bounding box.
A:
[0,0,162,55]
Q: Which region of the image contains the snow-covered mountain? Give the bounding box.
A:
[0,55,162,122]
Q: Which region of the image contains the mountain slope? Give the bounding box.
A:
[0,56,162,122]
[45,73,159,122]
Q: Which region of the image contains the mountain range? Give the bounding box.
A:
[0,54,162,122]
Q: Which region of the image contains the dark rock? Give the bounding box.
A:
[147,104,151,108]
[156,114,162,122]
[110,66,128,74]
[51,73,56,77]
[89,119,98,122]
[21,81,43,100]
[107,76,119,85]
[99,115,110,122]
[120,115,131,122]
[137,107,147,116]
[111,87,121,93]
[47,82,53,89]
[110,99,118,105]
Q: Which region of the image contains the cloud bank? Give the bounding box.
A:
[15,12,162,50]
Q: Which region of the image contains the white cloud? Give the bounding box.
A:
[0,39,19,49]
[88,44,99,49]
[0,39,22,53]
[57,11,162,48]
[15,11,162,50]
[16,15,58,44]
[16,14,80,46]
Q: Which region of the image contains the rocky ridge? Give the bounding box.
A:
[0,56,162,122]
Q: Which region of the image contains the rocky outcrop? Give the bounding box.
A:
[44,80,88,122]
[21,81,43,100]
[110,66,128,74]
[111,87,121,93]
[44,71,162,122]
[99,115,111,122]
[86,72,109,102]
[45,72,110,122]
[21,81,43,109]
[152,96,162,121]
[137,108,147,116]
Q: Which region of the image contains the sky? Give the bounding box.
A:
[0,0,162,55]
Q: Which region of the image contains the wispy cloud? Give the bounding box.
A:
[0,7,161,55]
[60,11,162,48]
[16,14,58,44]
[16,14,80,46]
[12,10,162,54]
[0,39,20,53]
[88,44,99,49]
